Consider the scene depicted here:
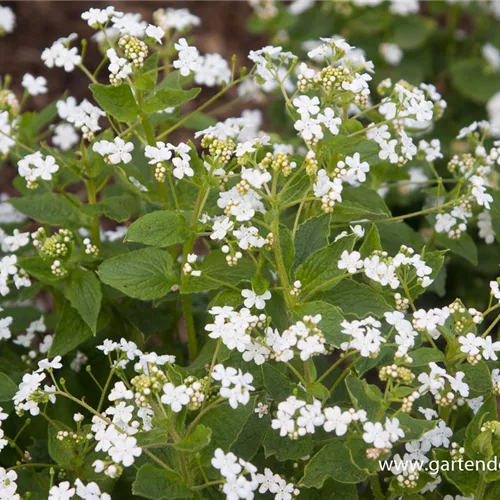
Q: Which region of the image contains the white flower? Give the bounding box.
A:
[173,38,200,77]
[482,43,500,71]
[161,383,190,412]
[0,315,12,340]
[81,7,116,27]
[294,116,323,142]
[74,478,111,500]
[458,333,484,356]
[341,153,370,184]
[22,74,48,95]
[317,107,341,135]
[0,6,15,33]
[211,448,242,479]
[37,356,62,372]
[53,123,79,151]
[172,156,194,179]
[323,406,352,435]
[108,433,142,467]
[338,250,363,274]
[293,95,320,118]
[42,38,82,72]
[109,381,134,402]
[48,481,75,500]
[379,43,403,66]
[146,24,165,44]
[385,417,405,443]
[482,336,500,361]
[195,54,232,87]
[210,217,233,240]
[241,289,271,310]
[362,421,391,449]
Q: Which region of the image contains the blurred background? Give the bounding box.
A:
[0,1,266,105]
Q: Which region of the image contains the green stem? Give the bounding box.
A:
[182,294,198,360]
[85,179,100,246]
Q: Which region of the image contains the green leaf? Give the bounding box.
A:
[300,441,368,487]
[436,233,477,265]
[360,224,382,257]
[262,363,302,401]
[174,425,211,452]
[231,412,269,461]
[9,193,90,228]
[462,361,492,398]
[90,83,139,122]
[263,429,313,461]
[330,186,391,222]
[0,373,18,402]
[345,375,383,420]
[294,301,345,347]
[50,303,93,356]
[83,194,138,222]
[393,16,436,49]
[98,247,177,300]
[180,251,255,294]
[277,223,295,275]
[143,88,201,113]
[465,396,497,460]
[293,213,331,271]
[49,421,82,468]
[397,413,437,441]
[197,400,254,460]
[64,269,102,333]
[135,53,160,91]
[295,234,356,295]
[18,256,62,284]
[410,347,444,366]
[125,211,191,248]
[451,58,500,104]
[133,464,192,499]
[318,280,392,319]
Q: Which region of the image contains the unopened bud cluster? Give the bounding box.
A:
[118,36,148,69]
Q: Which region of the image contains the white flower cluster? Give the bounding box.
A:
[341,316,386,358]
[41,34,82,72]
[145,141,193,181]
[212,364,255,409]
[57,97,105,140]
[93,136,134,165]
[362,417,405,451]
[173,38,231,87]
[339,245,434,290]
[0,254,30,297]
[17,151,59,188]
[206,306,326,364]
[48,479,111,500]
[418,362,470,408]
[106,48,133,86]
[153,7,201,32]
[271,395,369,440]
[0,467,20,500]
[0,229,30,253]
[212,448,299,500]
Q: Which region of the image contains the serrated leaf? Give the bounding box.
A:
[197,400,254,461]
[144,87,201,113]
[50,303,93,356]
[294,301,345,346]
[180,251,255,294]
[318,280,392,319]
[300,440,368,487]
[293,213,331,272]
[264,429,313,461]
[174,425,211,452]
[98,247,177,300]
[133,464,192,499]
[126,211,191,248]
[0,373,18,402]
[9,193,91,227]
[90,83,138,122]
[295,234,356,296]
[64,268,102,333]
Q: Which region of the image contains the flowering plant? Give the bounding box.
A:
[1,3,500,500]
